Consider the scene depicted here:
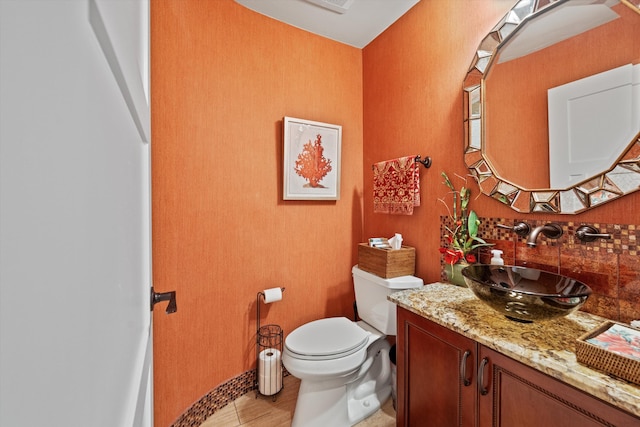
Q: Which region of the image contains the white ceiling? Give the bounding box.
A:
[234,0,421,48]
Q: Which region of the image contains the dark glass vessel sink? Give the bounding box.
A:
[461,265,592,323]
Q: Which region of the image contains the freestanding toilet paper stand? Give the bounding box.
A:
[255,288,285,399]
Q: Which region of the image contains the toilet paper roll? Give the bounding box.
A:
[258,348,282,395]
[262,287,283,304]
[259,372,283,396]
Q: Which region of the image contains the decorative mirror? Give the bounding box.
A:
[463,0,640,214]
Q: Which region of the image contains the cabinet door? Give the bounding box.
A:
[397,307,477,427]
[478,346,640,427]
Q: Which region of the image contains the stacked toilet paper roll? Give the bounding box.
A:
[258,348,283,396]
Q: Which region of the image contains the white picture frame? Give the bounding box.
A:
[283,116,342,200]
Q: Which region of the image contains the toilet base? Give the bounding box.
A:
[290,338,392,427]
[291,379,352,427]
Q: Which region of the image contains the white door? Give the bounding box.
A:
[0,1,157,426]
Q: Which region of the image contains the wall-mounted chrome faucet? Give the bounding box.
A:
[575,225,612,242]
[526,223,563,247]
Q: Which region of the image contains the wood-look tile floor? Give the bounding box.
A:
[201,375,396,427]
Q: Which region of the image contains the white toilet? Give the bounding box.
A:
[282,265,423,427]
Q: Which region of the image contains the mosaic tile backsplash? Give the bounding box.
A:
[441,216,640,323]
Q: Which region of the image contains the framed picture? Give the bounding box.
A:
[283,116,342,200]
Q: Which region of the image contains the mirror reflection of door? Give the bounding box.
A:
[548,63,640,188]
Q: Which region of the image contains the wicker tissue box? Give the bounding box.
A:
[575,321,640,385]
[357,243,415,278]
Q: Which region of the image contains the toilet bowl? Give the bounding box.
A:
[282,266,423,427]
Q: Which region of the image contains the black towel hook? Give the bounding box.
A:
[415,155,432,168]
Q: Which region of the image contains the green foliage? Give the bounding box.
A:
[439,172,492,265]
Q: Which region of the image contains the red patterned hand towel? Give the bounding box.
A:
[373,156,421,215]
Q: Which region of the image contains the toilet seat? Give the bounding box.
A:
[285,317,370,360]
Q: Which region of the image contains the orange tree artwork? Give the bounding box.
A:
[294,133,332,188]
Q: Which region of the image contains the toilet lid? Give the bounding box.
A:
[285,317,370,360]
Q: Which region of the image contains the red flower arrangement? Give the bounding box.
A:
[439,172,492,267]
[439,236,478,265]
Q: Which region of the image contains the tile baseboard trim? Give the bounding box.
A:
[171,368,291,427]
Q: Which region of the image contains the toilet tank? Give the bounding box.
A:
[352,265,423,335]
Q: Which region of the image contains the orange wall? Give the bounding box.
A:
[363,0,518,284]
[151,1,362,425]
[363,0,640,287]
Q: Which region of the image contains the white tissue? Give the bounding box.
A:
[262,287,282,303]
[388,233,403,250]
[631,320,640,329]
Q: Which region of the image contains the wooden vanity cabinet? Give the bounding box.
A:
[397,307,640,427]
[478,346,640,427]
[396,307,477,426]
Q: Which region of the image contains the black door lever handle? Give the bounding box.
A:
[150,287,177,314]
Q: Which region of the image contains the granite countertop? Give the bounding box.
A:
[388,283,640,418]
